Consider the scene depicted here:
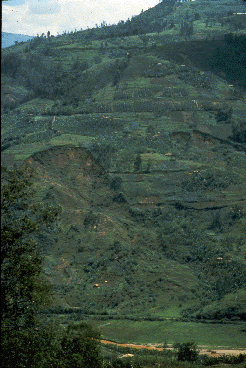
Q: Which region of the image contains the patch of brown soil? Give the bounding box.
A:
[199,348,246,357]
[100,340,163,351]
[100,340,246,357]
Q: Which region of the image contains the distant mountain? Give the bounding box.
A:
[1,32,33,48]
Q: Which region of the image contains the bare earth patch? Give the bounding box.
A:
[199,348,246,357]
[100,340,246,357]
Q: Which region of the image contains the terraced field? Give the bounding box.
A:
[1,0,246,351]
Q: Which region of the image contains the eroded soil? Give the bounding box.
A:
[100,339,246,357]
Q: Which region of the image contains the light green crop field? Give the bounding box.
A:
[89,319,246,348]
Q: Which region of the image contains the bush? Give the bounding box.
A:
[110,177,123,191]
[230,121,246,144]
[174,342,199,362]
[1,321,102,368]
[212,34,246,88]
[60,322,102,368]
[1,53,22,78]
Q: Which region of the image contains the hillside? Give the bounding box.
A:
[1,0,246,347]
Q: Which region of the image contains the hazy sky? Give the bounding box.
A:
[2,0,160,36]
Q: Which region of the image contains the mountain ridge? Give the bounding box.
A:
[1,32,34,48]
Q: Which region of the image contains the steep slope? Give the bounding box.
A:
[20,146,200,313]
[1,0,246,321]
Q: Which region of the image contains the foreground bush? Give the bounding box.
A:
[1,321,102,368]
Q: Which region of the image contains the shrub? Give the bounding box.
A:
[110,177,123,191]
[1,321,102,368]
[174,342,199,362]
[60,322,102,368]
[1,53,22,78]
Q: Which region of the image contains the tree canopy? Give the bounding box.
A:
[1,165,103,368]
[1,165,53,330]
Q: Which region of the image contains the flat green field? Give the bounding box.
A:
[89,319,246,348]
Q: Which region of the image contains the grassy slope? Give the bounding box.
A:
[1,0,246,347]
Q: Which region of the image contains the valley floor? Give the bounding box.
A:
[101,339,246,357]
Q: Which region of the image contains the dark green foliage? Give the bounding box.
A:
[2,50,76,99]
[134,153,142,172]
[1,321,102,368]
[110,177,123,191]
[215,106,233,123]
[194,12,200,21]
[1,165,52,330]
[156,217,246,303]
[230,121,246,143]
[1,135,23,151]
[210,261,246,299]
[174,342,199,362]
[113,193,127,203]
[91,142,117,169]
[84,211,99,228]
[24,57,71,98]
[110,359,132,368]
[200,352,246,366]
[59,322,102,368]
[180,21,194,36]
[1,52,22,78]
[212,34,246,88]
[112,59,129,86]
[178,68,213,89]
[72,58,89,78]
[181,169,238,191]
[0,166,66,367]
[1,328,43,368]
[1,322,62,368]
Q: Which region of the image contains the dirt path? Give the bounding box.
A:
[199,348,246,357]
[100,340,246,357]
[101,340,164,351]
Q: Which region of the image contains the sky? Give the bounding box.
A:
[2,0,160,36]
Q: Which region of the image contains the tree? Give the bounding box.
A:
[174,342,199,362]
[1,318,102,368]
[59,322,102,368]
[134,153,142,172]
[0,166,104,368]
[1,166,53,330]
[1,52,22,78]
[110,176,123,191]
[1,167,104,367]
[230,121,246,143]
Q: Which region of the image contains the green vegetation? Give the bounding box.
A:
[1,320,102,368]
[1,0,246,365]
[174,342,199,362]
[90,319,246,348]
[212,33,246,88]
[1,165,53,330]
[1,167,102,367]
